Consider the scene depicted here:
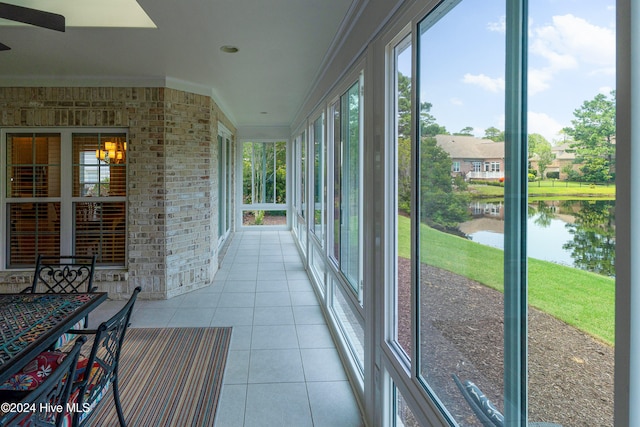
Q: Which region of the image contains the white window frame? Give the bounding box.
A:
[0,128,128,269]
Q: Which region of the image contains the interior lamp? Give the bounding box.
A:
[96,139,127,164]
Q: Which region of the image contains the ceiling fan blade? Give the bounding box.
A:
[0,41,10,51]
[0,2,65,32]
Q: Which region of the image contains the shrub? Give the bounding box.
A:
[546,171,560,179]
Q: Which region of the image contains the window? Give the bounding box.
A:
[241,141,287,226]
[217,128,233,245]
[392,33,413,360]
[3,130,127,268]
[325,72,365,372]
[416,0,505,423]
[385,0,615,425]
[300,133,306,219]
[312,115,325,240]
[332,79,363,294]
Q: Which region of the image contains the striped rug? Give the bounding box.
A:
[88,327,232,426]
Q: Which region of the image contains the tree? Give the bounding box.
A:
[420,136,470,230]
[484,126,504,142]
[397,73,448,139]
[397,73,412,140]
[454,126,474,136]
[528,133,555,179]
[396,72,450,215]
[564,90,616,183]
[563,200,615,276]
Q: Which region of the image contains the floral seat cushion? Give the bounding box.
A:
[0,351,67,391]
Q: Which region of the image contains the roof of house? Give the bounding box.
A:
[434,135,504,160]
[551,143,577,160]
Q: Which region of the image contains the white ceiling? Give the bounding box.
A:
[0,0,355,128]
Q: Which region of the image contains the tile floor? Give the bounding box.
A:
[91,230,364,427]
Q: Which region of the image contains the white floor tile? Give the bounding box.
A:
[247,349,305,383]
[244,383,313,427]
[307,381,363,427]
[251,325,299,349]
[120,230,362,426]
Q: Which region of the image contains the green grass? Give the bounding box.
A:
[467,180,616,199]
[397,215,615,345]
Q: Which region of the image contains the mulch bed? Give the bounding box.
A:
[396,257,613,426]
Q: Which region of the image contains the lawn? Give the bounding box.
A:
[397,215,615,345]
[468,180,616,199]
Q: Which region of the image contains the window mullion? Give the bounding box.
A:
[59,131,73,255]
[504,0,528,425]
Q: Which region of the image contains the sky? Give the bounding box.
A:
[408,0,616,144]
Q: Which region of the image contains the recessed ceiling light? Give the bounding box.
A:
[220,45,239,53]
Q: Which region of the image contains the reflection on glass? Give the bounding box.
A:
[218,135,225,237]
[332,277,364,370]
[310,244,327,295]
[7,134,61,198]
[301,132,306,218]
[74,201,126,264]
[417,1,505,424]
[527,0,616,424]
[313,115,325,239]
[394,35,413,360]
[8,202,60,265]
[332,101,341,261]
[394,385,419,427]
[73,133,127,197]
[340,81,361,293]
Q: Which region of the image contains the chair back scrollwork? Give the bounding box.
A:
[28,255,97,294]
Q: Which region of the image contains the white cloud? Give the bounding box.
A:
[462,73,505,93]
[450,97,464,106]
[528,68,553,95]
[528,14,615,94]
[488,16,505,33]
[533,15,615,67]
[598,86,614,95]
[528,111,564,142]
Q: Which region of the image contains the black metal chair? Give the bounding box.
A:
[23,255,97,348]
[25,254,97,295]
[70,286,141,427]
[0,337,86,427]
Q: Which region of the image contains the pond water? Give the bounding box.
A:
[460,200,615,277]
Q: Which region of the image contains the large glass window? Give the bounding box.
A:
[392,34,413,361]
[73,133,127,265]
[312,115,325,241]
[416,0,505,423]
[333,80,362,294]
[4,131,127,267]
[241,141,287,226]
[387,0,616,425]
[527,1,615,425]
[6,133,61,265]
[217,130,233,244]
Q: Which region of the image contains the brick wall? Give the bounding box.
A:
[0,86,236,299]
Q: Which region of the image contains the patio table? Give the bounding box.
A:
[0,292,107,384]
